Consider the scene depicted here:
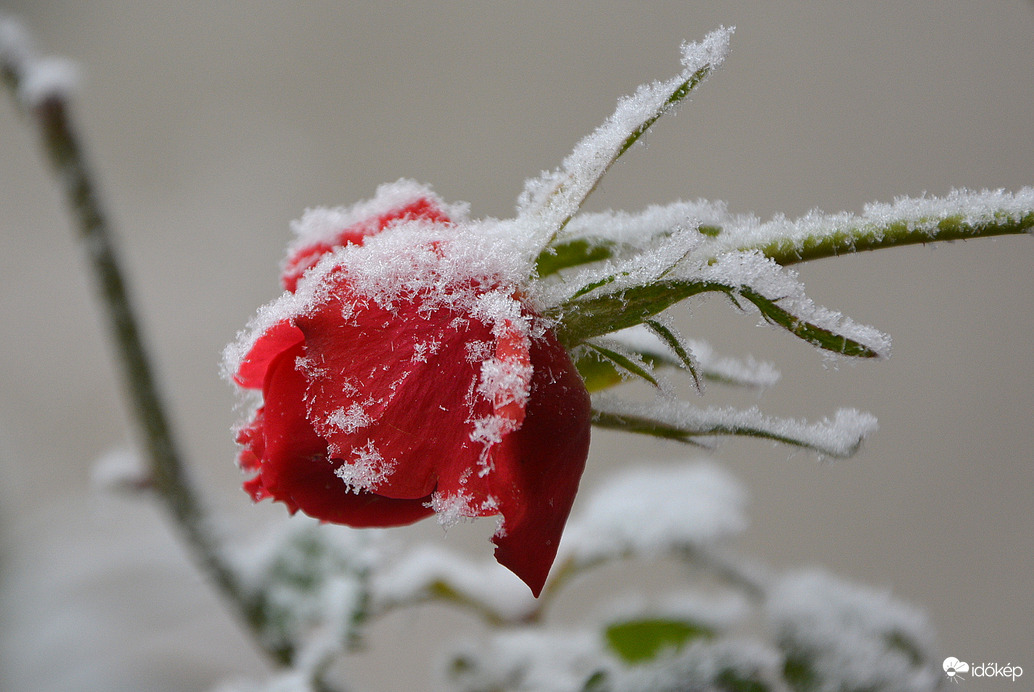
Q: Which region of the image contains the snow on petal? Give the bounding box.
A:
[281,179,462,292]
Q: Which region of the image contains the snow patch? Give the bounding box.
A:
[560,461,748,566]
[334,440,395,492]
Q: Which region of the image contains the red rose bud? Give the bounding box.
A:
[226,181,590,596]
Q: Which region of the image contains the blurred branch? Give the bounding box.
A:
[1,16,304,674]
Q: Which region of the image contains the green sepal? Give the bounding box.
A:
[574,349,629,392]
[643,319,702,391]
[583,342,660,388]
[738,288,879,358]
[536,237,618,277]
[590,405,870,457]
[551,279,716,346]
[591,407,710,445]
[552,278,880,359]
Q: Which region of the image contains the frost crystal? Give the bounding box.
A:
[334,440,395,492]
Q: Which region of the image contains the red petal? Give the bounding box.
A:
[489,328,591,597]
[295,279,499,501]
[282,197,450,292]
[250,340,434,527]
[235,407,266,472]
[234,319,304,389]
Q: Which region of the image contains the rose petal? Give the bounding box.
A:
[489,329,592,596]
[234,319,303,389]
[251,341,434,527]
[296,278,504,500]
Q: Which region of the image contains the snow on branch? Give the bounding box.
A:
[701,187,1034,266]
[370,545,536,624]
[0,13,79,107]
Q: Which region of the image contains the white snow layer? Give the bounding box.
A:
[283,179,470,267]
[370,544,536,621]
[222,180,540,380]
[559,461,748,567]
[767,569,939,692]
[89,444,149,492]
[445,629,614,692]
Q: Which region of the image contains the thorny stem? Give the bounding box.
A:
[2,38,307,675]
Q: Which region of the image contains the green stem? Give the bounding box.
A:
[3,48,295,669]
[742,210,1034,267]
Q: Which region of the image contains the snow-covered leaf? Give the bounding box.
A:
[552,267,888,359]
[643,319,702,391]
[767,569,939,692]
[559,462,748,568]
[535,237,619,277]
[591,397,877,458]
[517,27,733,245]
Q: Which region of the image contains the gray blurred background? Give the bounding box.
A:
[1,3,1031,690]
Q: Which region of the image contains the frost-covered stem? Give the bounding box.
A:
[2,41,298,670]
[742,210,1034,267]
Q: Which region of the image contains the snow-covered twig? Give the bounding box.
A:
[1,12,302,674]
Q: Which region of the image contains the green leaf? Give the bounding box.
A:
[605,618,714,664]
[581,670,611,692]
[536,237,618,276]
[571,272,625,299]
[782,654,819,692]
[518,28,732,242]
[715,669,771,692]
[591,408,711,445]
[703,189,1034,267]
[574,349,629,392]
[583,342,660,388]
